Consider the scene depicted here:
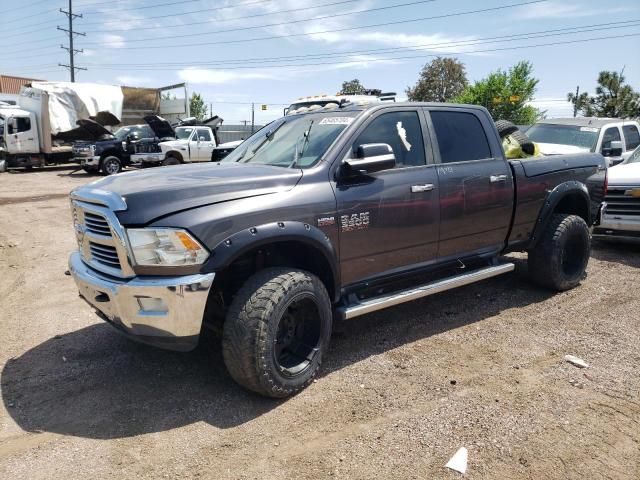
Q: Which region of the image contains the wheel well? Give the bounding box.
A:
[203,241,336,333]
[100,151,122,161]
[553,192,589,223]
[166,151,183,162]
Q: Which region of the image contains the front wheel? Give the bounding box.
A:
[222,268,332,398]
[100,156,122,175]
[163,156,180,166]
[528,214,590,291]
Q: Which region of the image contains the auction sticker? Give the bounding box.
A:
[580,127,599,132]
[319,117,354,125]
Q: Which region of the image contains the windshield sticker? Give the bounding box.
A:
[396,121,412,151]
[580,127,598,132]
[319,117,354,125]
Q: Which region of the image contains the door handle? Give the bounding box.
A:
[490,175,507,183]
[411,184,435,193]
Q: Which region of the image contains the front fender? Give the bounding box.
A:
[528,181,591,248]
[202,221,340,299]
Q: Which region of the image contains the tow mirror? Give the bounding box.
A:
[603,140,623,157]
[9,117,18,133]
[343,143,396,175]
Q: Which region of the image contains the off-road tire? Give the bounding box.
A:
[222,268,332,398]
[510,129,535,155]
[528,214,590,291]
[100,156,122,175]
[163,156,180,166]
[495,120,519,138]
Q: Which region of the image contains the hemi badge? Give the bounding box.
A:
[624,188,640,197]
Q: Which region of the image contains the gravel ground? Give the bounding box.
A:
[0,166,639,479]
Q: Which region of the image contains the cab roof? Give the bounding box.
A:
[536,117,629,128]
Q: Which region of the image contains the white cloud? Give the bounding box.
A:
[116,75,152,86]
[100,34,126,48]
[356,31,479,53]
[177,68,275,85]
[514,1,637,19]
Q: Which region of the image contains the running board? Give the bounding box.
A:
[337,263,515,320]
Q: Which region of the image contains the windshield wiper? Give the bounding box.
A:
[289,120,314,168]
[239,121,286,163]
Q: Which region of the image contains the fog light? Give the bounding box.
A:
[137,297,168,313]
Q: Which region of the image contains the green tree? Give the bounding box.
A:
[454,61,543,124]
[189,92,207,120]
[406,57,468,102]
[568,70,640,118]
[340,79,366,95]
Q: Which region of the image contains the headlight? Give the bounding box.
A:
[126,228,209,266]
[90,144,96,154]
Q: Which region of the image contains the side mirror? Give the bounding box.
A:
[199,136,206,142]
[603,140,623,157]
[343,143,396,175]
[9,118,18,133]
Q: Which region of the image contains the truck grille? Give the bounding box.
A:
[71,194,134,278]
[605,187,640,216]
[89,242,121,268]
[83,212,112,236]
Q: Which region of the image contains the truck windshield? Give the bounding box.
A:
[222,113,356,168]
[114,127,134,141]
[175,127,194,140]
[526,123,599,150]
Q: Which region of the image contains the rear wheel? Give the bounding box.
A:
[528,214,590,291]
[100,156,122,175]
[222,268,332,398]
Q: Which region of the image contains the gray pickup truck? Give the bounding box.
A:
[68,102,607,398]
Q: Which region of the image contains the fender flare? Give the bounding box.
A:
[165,150,184,162]
[202,221,340,301]
[528,181,591,248]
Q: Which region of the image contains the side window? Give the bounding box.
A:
[353,111,425,168]
[8,117,31,134]
[430,111,492,163]
[602,127,621,149]
[197,128,212,142]
[622,125,640,150]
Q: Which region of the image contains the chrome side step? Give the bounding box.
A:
[337,263,515,320]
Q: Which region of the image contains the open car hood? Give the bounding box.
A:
[56,117,114,142]
[144,115,175,139]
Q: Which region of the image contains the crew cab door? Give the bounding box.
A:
[6,114,38,154]
[335,108,440,286]
[195,128,216,161]
[425,108,513,259]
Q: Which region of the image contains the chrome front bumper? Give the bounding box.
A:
[69,251,215,351]
[74,155,101,166]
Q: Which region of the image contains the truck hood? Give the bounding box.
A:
[144,115,175,139]
[536,143,591,155]
[76,162,302,225]
[607,162,640,185]
[159,139,187,152]
[56,118,114,142]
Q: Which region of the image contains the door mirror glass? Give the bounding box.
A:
[199,136,206,142]
[603,140,623,157]
[343,143,396,175]
[9,118,18,133]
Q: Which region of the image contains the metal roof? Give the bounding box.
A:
[0,74,42,94]
[536,117,625,127]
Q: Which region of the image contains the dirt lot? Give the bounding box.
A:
[0,166,639,479]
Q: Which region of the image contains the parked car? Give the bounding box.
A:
[594,145,640,239]
[526,118,640,166]
[68,102,606,398]
[72,122,156,175]
[211,140,243,162]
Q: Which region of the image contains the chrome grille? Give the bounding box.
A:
[83,211,112,236]
[70,191,134,279]
[89,242,120,268]
[605,187,640,216]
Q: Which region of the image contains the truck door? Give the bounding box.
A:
[195,128,216,161]
[335,109,440,286]
[426,108,513,259]
[6,114,38,154]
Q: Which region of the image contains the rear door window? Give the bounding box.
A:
[429,111,492,163]
[622,125,640,150]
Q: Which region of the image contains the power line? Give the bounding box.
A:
[58,0,87,81]
[80,0,548,50]
[71,20,640,68]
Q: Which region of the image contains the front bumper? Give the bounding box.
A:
[69,251,215,351]
[74,155,101,166]
[593,202,640,239]
[131,152,164,164]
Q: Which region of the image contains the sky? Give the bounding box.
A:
[1,0,639,124]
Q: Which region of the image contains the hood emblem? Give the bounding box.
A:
[624,188,640,198]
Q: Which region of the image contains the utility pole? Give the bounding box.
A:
[573,85,580,118]
[251,103,255,134]
[58,0,86,82]
[210,102,213,117]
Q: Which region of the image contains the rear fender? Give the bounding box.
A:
[528,181,591,249]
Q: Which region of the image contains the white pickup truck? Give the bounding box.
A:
[131,116,223,166]
[526,118,640,167]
